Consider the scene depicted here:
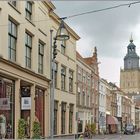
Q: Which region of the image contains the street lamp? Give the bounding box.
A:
[50,19,70,139]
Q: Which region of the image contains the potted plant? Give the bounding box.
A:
[32,121,41,139]
[90,123,96,135]
[18,118,26,139]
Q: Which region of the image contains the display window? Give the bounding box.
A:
[0,78,14,139]
[35,88,44,137]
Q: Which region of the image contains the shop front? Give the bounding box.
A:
[0,77,14,139]
[0,58,49,139]
[35,88,45,137]
[117,117,122,133]
[106,115,119,134]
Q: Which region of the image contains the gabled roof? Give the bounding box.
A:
[76,51,89,65]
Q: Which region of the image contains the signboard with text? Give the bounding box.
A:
[21,97,31,110]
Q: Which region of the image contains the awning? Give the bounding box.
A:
[106,115,119,125]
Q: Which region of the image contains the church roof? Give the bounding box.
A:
[127,42,136,49]
[124,39,139,60]
[124,53,139,59]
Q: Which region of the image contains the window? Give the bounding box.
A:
[25,33,32,68]
[61,40,66,54]
[61,66,66,90]
[8,20,17,61]
[77,92,80,105]
[78,69,82,81]
[25,1,32,20]
[9,1,17,7]
[69,104,73,133]
[54,101,58,135]
[0,78,14,138]
[69,70,73,92]
[92,79,94,88]
[61,102,66,134]
[35,88,44,137]
[83,75,86,84]
[87,76,90,86]
[38,42,44,74]
[86,95,90,107]
[82,92,85,106]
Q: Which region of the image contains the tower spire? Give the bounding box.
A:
[93,46,97,55]
[130,33,133,43]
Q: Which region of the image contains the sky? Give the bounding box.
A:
[52,1,140,86]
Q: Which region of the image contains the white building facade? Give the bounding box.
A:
[76,52,93,133]
[131,98,135,126]
[0,1,80,138]
[116,93,122,132]
[99,79,106,133]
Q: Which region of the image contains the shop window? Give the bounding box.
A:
[0,78,14,139]
[78,120,83,133]
[20,86,31,138]
[35,88,44,137]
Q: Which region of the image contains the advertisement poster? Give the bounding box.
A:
[21,97,31,110]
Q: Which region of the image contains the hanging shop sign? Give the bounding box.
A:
[21,97,31,110]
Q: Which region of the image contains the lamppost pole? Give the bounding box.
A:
[98,80,100,134]
[50,29,54,139]
[50,19,69,139]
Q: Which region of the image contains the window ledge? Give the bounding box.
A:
[8,59,21,66]
[38,28,47,36]
[38,72,45,77]
[25,17,35,27]
[25,66,34,72]
[8,2,21,14]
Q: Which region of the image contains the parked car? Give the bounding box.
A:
[124,124,135,135]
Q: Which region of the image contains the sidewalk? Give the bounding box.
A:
[92,133,123,140]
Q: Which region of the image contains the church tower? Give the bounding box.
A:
[120,37,140,95]
[124,36,139,70]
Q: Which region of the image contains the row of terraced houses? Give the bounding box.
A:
[0,1,140,139]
